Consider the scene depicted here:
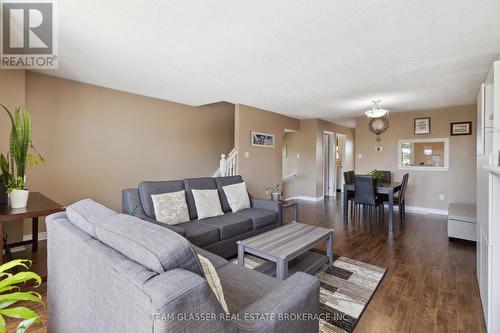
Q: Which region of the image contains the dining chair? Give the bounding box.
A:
[393,173,409,223]
[381,170,391,183]
[343,171,355,215]
[354,175,384,222]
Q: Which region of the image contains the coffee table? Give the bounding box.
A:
[237,222,334,280]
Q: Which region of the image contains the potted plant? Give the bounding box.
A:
[369,169,384,183]
[0,259,44,333]
[266,184,282,201]
[1,105,44,209]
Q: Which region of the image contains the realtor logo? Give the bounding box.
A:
[1,1,57,69]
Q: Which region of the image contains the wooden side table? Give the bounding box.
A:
[0,192,64,264]
[281,200,299,222]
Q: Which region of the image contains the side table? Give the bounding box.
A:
[281,200,299,222]
[0,192,64,264]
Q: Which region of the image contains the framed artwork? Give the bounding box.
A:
[414,117,431,134]
[251,131,275,148]
[450,121,472,136]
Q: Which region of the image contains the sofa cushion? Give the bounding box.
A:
[222,182,251,213]
[151,190,190,225]
[198,213,252,240]
[138,180,185,218]
[96,213,203,276]
[183,177,218,220]
[234,208,278,230]
[192,245,229,270]
[191,189,224,220]
[66,199,117,238]
[215,176,244,212]
[175,220,220,247]
[217,263,279,313]
[198,254,229,314]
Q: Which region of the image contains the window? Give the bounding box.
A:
[398,138,449,171]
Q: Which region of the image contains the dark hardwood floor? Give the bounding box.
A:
[5,197,485,333]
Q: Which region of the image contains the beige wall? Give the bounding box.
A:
[355,105,476,211]
[0,70,26,242]
[235,104,300,198]
[23,72,234,235]
[283,118,355,199]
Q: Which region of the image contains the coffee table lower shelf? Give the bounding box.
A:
[252,250,329,278]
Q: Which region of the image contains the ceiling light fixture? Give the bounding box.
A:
[365,100,389,118]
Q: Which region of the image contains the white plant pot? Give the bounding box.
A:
[10,189,29,209]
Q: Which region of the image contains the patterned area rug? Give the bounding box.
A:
[230,253,386,333]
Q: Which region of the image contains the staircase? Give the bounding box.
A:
[213,148,238,177]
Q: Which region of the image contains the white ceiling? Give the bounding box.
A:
[38,0,500,127]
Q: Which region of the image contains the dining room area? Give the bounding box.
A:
[342,170,409,235]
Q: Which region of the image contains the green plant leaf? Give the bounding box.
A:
[0,313,5,333]
[16,317,39,333]
[0,306,38,320]
[0,272,41,291]
[0,292,42,307]
[0,260,31,274]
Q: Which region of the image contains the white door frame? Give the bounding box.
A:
[322,131,336,197]
[336,133,346,192]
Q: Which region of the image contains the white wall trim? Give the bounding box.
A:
[5,232,48,254]
[23,232,48,242]
[391,204,448,216]
[285,197,449,215]
[285,196,324,202]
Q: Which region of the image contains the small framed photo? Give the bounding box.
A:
[251,131,275,148]
[414,117,431,134]
[450,121,472,136]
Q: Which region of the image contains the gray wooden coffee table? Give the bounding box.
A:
[237,222,334,280]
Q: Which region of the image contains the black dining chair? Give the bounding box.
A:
[393,173,409,223]
[381,170,391,183]
[354,175,384,222]
[343,171,355,215]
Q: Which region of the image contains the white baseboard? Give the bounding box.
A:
[402,205,448,216]
[6,232,48,254]
[285,196,449,216]
[285,196,324,202]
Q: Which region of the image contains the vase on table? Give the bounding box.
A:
[9,189,29,208]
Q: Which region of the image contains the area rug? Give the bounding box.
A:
[230,253,386,333]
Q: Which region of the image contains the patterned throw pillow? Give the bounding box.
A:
[191,189,224,219]
[197,254,229,314]
[222,182,250,213]
[151,190,190,225]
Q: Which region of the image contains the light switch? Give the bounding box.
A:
[296,153,300,159]
[244,152,249,158]
[439,194,444,200]
[358,154,362,159]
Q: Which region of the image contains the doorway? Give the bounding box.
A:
[322,131,335,198]
[336,134,346,192]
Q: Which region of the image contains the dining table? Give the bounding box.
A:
[343,181,402,233]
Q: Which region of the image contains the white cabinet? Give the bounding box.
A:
[477,62,500,333]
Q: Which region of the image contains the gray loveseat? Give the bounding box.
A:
[46,200,320,333]
[122,176,283,258]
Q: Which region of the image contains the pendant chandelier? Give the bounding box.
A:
[365,100,389,118]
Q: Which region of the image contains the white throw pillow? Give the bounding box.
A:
[192,189,224,219]
[197,254,229,314]
[222,182,250,213]
[151,190,190,225]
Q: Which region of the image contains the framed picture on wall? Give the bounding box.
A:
[251,131,275,148]
[450,121,472,136]
[414,117,431,134]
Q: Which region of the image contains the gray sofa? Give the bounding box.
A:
[122,176,283,258]
[46,200,320,333]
